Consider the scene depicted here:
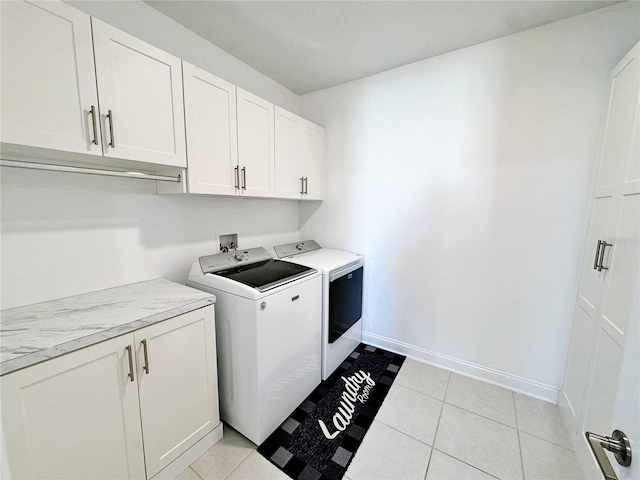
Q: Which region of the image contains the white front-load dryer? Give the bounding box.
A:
[273,240,364,380]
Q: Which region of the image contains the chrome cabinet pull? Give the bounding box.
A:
[107,110,115,148]
[304,177,308,195]
[125,345,135,382]
[141,339,150,374]
[241,167,247,190]
[586,430,632,480]
[598,241,613,272]
[89,106,99,146]
[234,166,240,190]
[300,177,304,195]
[594,240,603,270]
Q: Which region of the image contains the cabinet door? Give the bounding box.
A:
[560,47,639,433]
[183,62,239,195]
[92,18,186,168]
[275,107,303,199]
[0,1,101,155]
[300,120,325,200]
[0,334,145,479]
[237,88,275,197]
[560,44,639,479]
[134,307,219,478]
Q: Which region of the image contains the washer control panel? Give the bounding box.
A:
[273,240,321,258]
[199,247,272,274]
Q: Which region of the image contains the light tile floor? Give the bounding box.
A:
[176,358,584,480]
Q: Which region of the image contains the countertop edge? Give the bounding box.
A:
[0,297,215,377]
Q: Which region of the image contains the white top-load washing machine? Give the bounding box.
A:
[187,247,322,444]
[273,240,364,381]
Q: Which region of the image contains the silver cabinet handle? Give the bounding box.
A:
[125,345,135,382]
[304,177,308,195]
[300,177,304,195]
[141,339,150,374]
[234,166,240,190]
[89,106,99,146]
[598,241,613,271]
[106,110,115,148]
[594,240,603,270]
[241,167,247,191]
[586,430,632,480]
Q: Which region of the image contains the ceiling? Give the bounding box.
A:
[145,1,623,95]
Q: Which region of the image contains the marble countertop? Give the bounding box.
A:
[0,279,215,376]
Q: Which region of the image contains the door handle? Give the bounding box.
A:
[234,166,240,190]
[125,345,135,382]
[586,430,632,480]
[141,339,150,374]
[597,241,613,272]
[106,110,115,148]
[300,177,304,195]
[241,167,247,191]
[304,177,308,195]
[89,105,99,146]
[594,240,603,270]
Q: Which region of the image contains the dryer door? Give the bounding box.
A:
[329,265,363,343]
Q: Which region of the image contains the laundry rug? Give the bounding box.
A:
[258,344,406,480]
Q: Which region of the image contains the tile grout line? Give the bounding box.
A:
[432,448,501,480]
[189,466,205,480]
[223,449,257,480]
[394,381,447,403]
[374,419,434,448]
[518,430,576,452]
[514,392,526,480]
[423,371,452,480]
[442,401,518,431]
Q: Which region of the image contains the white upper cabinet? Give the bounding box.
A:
[0,1,102,155]
[275,107,325,200]
[92,19,186,168]
[183,62,239,195]
[299,119,325,200]
[275,107,303,198]
[237,88,275,197]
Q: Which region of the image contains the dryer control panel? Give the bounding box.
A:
[273,240,321,258]
[199,247,272,274]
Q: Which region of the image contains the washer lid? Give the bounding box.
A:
[213,259,316,292]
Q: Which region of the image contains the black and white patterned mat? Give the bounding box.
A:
[258,344,405,480]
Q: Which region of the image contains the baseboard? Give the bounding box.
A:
[362,331,559,404]
[152,423,224,480]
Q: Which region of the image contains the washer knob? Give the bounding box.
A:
[296,243,304,251]
[235,251,245,261]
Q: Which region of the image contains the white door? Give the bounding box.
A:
[0,334,145,479]
[135,307,220,478]
[275,106,304,199]
[237,88,275,197]
[0,0,102,155]
[560,43,639,479]
[92,18,186,168]
[183,62,239,195]
[300,120,325,200]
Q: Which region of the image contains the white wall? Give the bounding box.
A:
[66,0,299,113]
[299,3,640,401]
[1,168,299,309]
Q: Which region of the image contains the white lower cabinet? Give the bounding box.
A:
[0,306,220,480]
[135,307,220,477]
